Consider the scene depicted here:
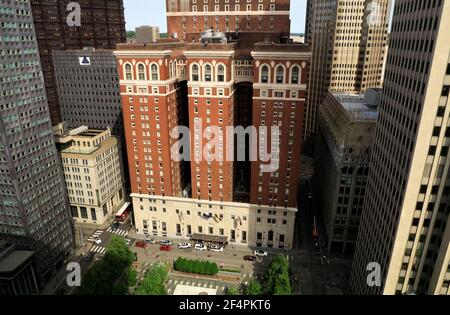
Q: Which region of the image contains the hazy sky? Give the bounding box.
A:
[123,0,307,33]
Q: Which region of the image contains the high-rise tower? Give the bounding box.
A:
[350,0,450,295]
[0,0,73,283]
[304,0,390,151]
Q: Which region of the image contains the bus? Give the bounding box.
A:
[115,202,131,223]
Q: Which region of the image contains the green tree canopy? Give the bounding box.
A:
[135,263,168,295]
[76,236,134,295]
[264,255,292,295]
[246,279,263,295]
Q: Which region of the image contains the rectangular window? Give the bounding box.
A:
[71,206,78,218]
[91,208,97,221]
[80,207,88,219]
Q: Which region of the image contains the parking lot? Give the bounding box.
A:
[130,237,275,276]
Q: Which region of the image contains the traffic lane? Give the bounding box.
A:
[132,244,273,271]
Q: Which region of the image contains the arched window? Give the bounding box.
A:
[192,64,199,81]
[205,64,212,82]
[261,65,269,83]
[125,64,132,80]
[217,64,225,82]
[151,64,159,80]
[276,65,284,84]
[138,64,145,80]
[291,66,300,84]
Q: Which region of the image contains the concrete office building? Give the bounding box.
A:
[350,0,450,295]
[54,124,127,226]
[136,26,160,44]
[53,48,124,137]
[304,0,390,151]
[0,0,73,283]
[29,0,126,124]
[166,0,291,41]
[315,90,380,255]
[0,243,39,295]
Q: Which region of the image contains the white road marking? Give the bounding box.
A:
[90,245,106,254]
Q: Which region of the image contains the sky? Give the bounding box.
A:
[123,0,307,33]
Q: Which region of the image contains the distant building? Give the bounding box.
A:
[53,48,124,137]
[0,244,39,295]
[315,90,380,255]
[165,0,291,41]
[135,26,160,43]
[30,0,126,124]
[54,124,127,226]
[305,0,390,151]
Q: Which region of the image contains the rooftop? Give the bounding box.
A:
[332,89,381,121]
[0,246,34,273]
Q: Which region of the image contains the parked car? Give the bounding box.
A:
[125,239,131,246]
[93,236,102,245]
[160,245,172,251]
[160,240,173,246]
[85,252,95,262]
[145,238,156,244]
[254,250,268,257]
[244,255,257,262]
[135,241,147,249]
[194,243,207,251]
[178,242,191,249]
[209,245,224,252]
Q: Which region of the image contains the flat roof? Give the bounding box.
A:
[0,250,34,273]
[333,92,379,121]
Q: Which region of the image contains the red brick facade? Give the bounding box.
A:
[115,43,186,197]
[166,0,291,40]
[250,48,309,208]
[115,41,310,211]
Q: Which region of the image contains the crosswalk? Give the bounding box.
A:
[90,245,106,254]
[106,227,128,237]
[87,230,103,242]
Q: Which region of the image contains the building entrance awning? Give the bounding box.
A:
[191,234,228,244]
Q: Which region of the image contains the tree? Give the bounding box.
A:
[264,255,292,295]
[226,286,239,295]
[135,263,168,295]
[246,280,263,295]
[76,236,134,295]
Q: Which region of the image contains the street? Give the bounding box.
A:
[293,179,352,295]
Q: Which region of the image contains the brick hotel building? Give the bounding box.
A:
[114,1,310,249]
[166,0,291,41]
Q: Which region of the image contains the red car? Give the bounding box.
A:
[159,245,172,251]
[135,241,147,249]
